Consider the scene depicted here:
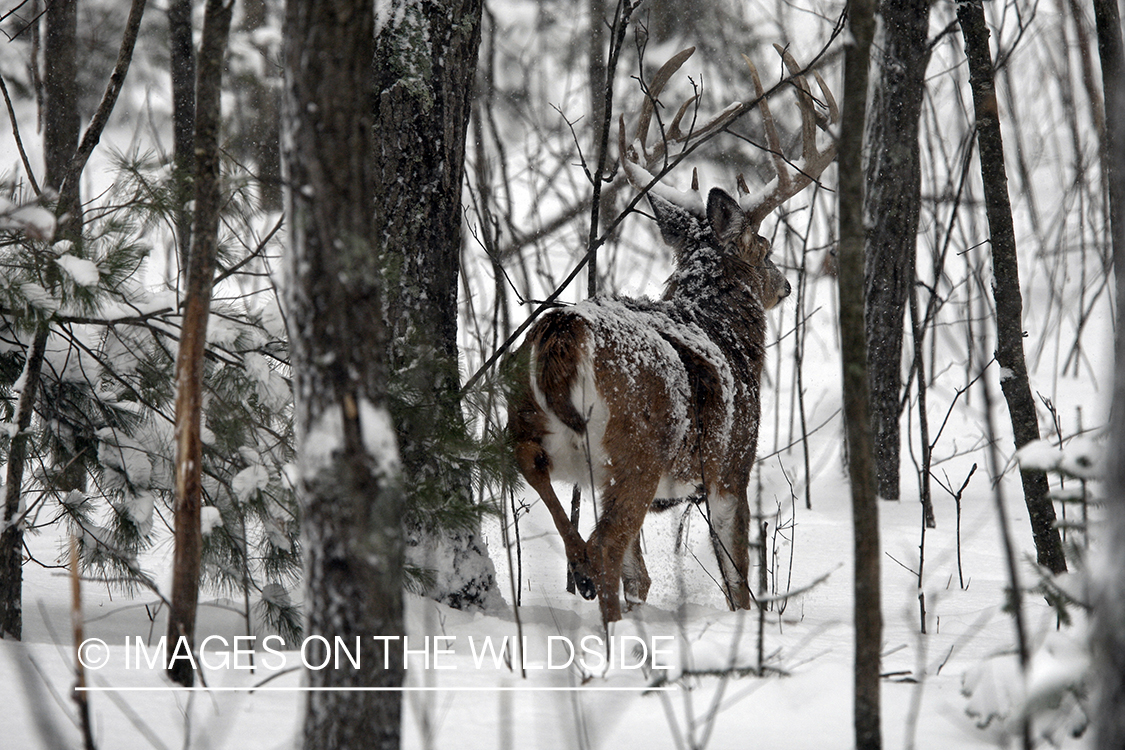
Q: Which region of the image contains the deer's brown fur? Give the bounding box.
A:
[507,189,790,622]
[507,46,835,623]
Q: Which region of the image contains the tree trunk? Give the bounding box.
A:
[957,0,1067,575]
[0,329,48,640]
[168,0,196,273]
[839,0,882,746]
[43,0,78,194]
[373,0,500,611]
[242,0,283,213]
[0,0,80,641]
[1091,0,1123,249]
[166,0,233,687]
[1090,1,1125,746]
[864,0,931,504]
[283,1,405,746]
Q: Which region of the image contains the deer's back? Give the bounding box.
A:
[512,294,764,494]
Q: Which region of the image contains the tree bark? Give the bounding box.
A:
[864,0,931,504]
[283,1,405,746]
[241,0,283,213]
[42,0,78,195]
[839,0,882,746]
[1090,1,1125,746]
[168,0,196,272]
[373,0,500,611]
[0,0,80,641]
[0,329,48,640]
[56,0,148,231]
[166,0,233,687]
[957,0,1067,575]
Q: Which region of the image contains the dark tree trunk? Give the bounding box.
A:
[586,0,608,296]
[0,329,48,640]
[166,0,233,687]
[373,0,499,611]
[864,0,931,504]
[1090,1,1125,747]
[43,0,78,194]
[839,0,882,746]
[168,0,196,272]
[2,0,147,641]
[957,0,1067,575]
[1092,0,1123,250]
[283,1,405,746]
[0,0,80,642]
[56,0,147,231]
[242,0,283,213]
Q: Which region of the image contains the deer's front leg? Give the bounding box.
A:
[622,534,650,608]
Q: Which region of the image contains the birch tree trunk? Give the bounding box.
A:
[957,0,1067,575]
[283,0,406,746]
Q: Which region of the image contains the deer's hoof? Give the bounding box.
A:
[571,567,597,600]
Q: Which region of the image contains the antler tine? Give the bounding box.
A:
[745,48,838,227]
[665,98,741,148]
[773,44,817,163]
[635,47,746,174]
[812,68,839,128]
[636,47,696,159]
[623,46,837,220]
[618,113,642,189]
[742,53,791,203]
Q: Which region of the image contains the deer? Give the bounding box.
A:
[506,47,838,623]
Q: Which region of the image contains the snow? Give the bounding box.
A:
[231,463,270,501]
[3,472,1096,749]
[200,506,224,535]
[0,0,1111,747]
[20,282,60,313]
[96,427,155,490]
[299,405,345,479]
[1017,437,1104,480]
[298,399,400,483]
[54,254,101,287]
[358,398,401,480]
[1015,439,1061,472]
[0,203,56,240]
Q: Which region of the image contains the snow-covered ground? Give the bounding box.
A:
[0,1,1110,746]
[1,339,1101,748]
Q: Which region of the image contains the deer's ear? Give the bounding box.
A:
[648,193,704,254]
[706,188,744,246]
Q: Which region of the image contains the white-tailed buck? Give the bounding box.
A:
[507,47,837,623]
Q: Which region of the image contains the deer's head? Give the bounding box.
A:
[619,45,837,312]
[647,187,792,310]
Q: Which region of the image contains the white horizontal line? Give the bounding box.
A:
[77,685,672,693]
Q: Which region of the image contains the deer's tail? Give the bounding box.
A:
[528,312,590,435]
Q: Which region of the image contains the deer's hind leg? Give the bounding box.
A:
[511,436,596,600]
[706,486,752,610]
[586,473,660,623]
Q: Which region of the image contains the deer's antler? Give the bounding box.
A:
[619,46,838,229]
[741,44,839,229]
